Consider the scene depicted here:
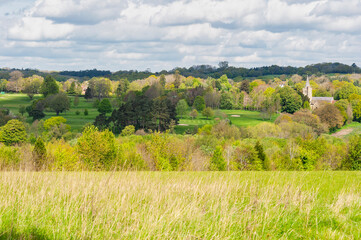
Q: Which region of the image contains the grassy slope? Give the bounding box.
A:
[0,172,360,239]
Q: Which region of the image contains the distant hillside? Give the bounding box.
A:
[1,62,360,82]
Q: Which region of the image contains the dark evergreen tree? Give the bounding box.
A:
[84,87,92,100]
[255,141,266,170]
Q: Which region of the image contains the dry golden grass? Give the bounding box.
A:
[0,171,361,239]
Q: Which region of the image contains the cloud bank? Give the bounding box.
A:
[0,0,360,71]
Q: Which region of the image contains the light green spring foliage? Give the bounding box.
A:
[0,146,19,170]
[210,146,226,171]
[121,125,135,136]
[146,132,186,171]
[76,126,116,170]
[43,117,67,131]
[0,119,27,146]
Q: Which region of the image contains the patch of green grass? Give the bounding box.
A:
[333,122,361,138]
[0,172,361,239]
[0,93,101,131]
[175,109,279,134]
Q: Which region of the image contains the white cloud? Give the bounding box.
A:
[8,17,74,40]
[1,0,361,71]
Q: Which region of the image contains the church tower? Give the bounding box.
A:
[302,76,312,101]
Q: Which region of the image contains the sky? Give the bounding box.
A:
[0,0,360,72]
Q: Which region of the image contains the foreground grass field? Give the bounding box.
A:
[1,172,361,239]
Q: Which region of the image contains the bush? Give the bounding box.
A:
[116,142,147,170]
[342,135,361,170]
[77,126,116,170]
[84,109,89,116]
[0,145,20,170]
[0,119,27,146]
[75,110,80,115]
[33,137,46,171]
[210,146,226,171]
[47,139,80,171]
[121,125,135,136]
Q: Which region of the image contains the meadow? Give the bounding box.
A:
[1,93,102,131]
[0,93,277,133]
[0,171,361,239]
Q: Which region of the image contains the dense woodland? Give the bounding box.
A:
[1,62,360,82]
[1,63,361,171]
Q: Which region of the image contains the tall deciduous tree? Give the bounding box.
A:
[47,92,70,115]
[176,99,189,118]
[41,75,59,97]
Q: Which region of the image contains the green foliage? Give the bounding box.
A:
[43,117,67,131]
[97,98,112,114]
[176,99,189,118]
[121,125,135,136]
[159,74,166,87]
[189,109,198,119]
[84,87,92,100]
[84,109,89,116]
[40,75,59,97]
[343,135,361,170]
[73,95,79,106]
[303,101,310,110]
[335,82,358,100]
[47,92,70,115]
[202,107,214,119]
[0,145,20,169]
[254,141,266,170]
[353,101,361,122]
[220,92,234,109]
[33,137,46,170]
[116,142,146,170]
[210,146,226,171]
[278,86,302,114]
[0,119,27,146]
[193,96,205,112]
[77,126,116,170]
[18,105,26,116]
[47,139,80,171]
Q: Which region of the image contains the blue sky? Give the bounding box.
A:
[0,0,360,72]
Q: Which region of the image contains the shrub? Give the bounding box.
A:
[77,126,116,170]
[210,146,226,171]
[98,98,112,114]
[342,135,361,170]
[0,145,20,170]
[75,110,80,115]
[33,137,46,171]
[43,117,67,131]
[47,139,80,171]
[84,109,89,116]
[0,119,27,146]
[116,142,147,170]
[121,125,135,136]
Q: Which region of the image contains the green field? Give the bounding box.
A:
[0,93,100,131]
[1,93,276,133]
[176,109,278,133]
[0,172,360,239]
